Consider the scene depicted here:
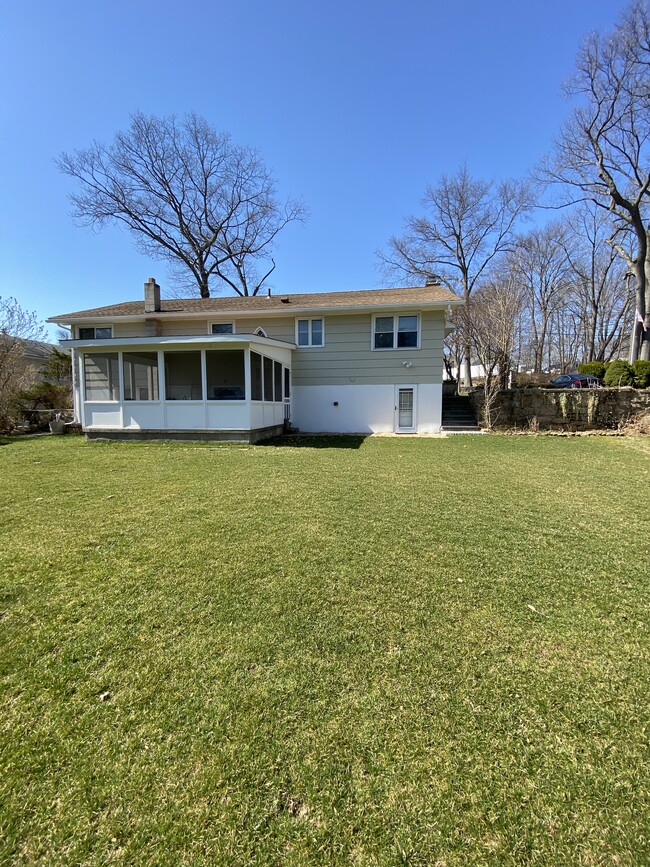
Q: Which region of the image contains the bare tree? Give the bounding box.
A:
[58,113,307,298]
[507,223,572,372]
[379,164,532,386]
[543,1,650,360]
[469,279,523,428]
[562,202,632,361]
[0,297,46,427]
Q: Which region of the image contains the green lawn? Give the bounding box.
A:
[1,434,649,866]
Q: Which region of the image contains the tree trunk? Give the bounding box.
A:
[462,289,472,388]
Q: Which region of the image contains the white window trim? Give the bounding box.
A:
[208,321,236,335]
[371,313,420,351]
[295,317,325,348]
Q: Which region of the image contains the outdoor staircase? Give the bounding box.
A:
[441,394,482,433]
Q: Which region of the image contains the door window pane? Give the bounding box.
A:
[123,352,159,401]
[398,388,414,428]
[164,352,202,400]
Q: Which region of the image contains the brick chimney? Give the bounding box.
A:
[144,277,161,313]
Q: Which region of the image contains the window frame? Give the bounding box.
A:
[208,321,236,335]
[295,318,324,348]
[371,313,420,351]
[78,326,113,340]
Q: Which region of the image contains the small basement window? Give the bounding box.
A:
[78,326,113,340]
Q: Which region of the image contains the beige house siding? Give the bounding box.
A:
[95,310,446,386]
[290,311,445,386]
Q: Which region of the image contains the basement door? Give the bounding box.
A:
[394,385,416,433]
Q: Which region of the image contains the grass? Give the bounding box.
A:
[1,433,649,865]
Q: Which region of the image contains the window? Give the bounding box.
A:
[251,351,263,401]
[210,322,234,334]
[373,315,419,350]
[123,352,159,401]
[254,327,268,337]
[84,353,119,401]
[78,326,112,340]
[296,318,324,347]
[164,351,203,400]
[284,367,291,399]
[206,350,245,400]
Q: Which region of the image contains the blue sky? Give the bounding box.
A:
[0,0,627,336]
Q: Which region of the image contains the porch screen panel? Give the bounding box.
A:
[123,352,159,401]
[164,352,203,400]
[251,352,263,401]
[263,357,273,401]
[84,353,119,401]
[273,361,283,402]
[206,350,245,400]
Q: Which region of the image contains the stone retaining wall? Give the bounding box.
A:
[470,387,650,431]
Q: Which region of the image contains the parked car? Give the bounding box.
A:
[547,373,603,389]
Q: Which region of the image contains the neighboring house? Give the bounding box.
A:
[48,279,461,440]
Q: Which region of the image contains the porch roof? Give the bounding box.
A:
[61,334,296,351]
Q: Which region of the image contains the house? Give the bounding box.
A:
[48,279,461,441]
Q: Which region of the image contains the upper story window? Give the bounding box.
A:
[210,322,234,335]
[296,318,324,347]
[78,326,112,340]
[373,315,419,350]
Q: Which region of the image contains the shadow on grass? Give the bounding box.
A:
[0,435,36,447]
[261,434,368,449]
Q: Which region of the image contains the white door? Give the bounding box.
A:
[395,386,416,432]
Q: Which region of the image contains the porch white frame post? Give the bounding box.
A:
[117,351,125,428]
[201,349,208,427]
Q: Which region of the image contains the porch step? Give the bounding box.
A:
[441,395,481,433]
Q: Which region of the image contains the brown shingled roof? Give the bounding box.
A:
[49,285,460,322]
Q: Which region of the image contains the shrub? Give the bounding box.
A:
[577,362,606,379]
[604,359,635,387]
[632,359,650,388]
